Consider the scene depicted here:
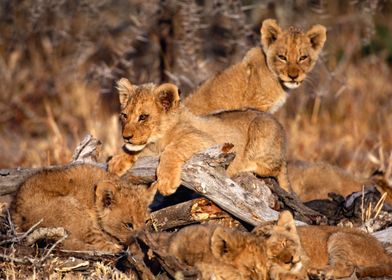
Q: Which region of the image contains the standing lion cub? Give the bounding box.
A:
[109,78,290,195]
[184,19,327,115]
[11,165,156,252]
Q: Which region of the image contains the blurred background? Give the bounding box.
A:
[0,0,391,180]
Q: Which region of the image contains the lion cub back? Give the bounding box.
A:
[12,165,156,252]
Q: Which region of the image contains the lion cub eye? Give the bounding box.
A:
[120,113,128,120]
[277,55,287,62]
[138,114,149,122]
[123,222,134,230]
[299,55,308,61]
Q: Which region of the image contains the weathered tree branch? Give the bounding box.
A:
[0,134,106,195]
[148,197,242,231]
[127,145,282,225]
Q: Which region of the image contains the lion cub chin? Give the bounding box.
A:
[11,165,156,252]
[184,19,327,115]
[108,78,290,195]
[255,211,392,279]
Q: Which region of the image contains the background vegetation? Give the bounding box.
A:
[0,0,391,182]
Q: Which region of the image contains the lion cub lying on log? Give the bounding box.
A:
[255,211,392,279]
[152,215,304,279]
[184,19,327,115]
[154,225,269,279]
[11,165,156,252]
[109,78,290,195]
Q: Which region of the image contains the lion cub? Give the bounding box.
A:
[255,211,392,279]
[109,78,290,195]
[184,19,327,115]
[288,160,392,203]
[154,225,268,279]
[153,213,306,279]
[11,165,156,252]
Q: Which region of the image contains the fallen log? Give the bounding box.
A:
[0,137,322,225]
[126,144,282,225]
[0,134,106,196]
[148,197,243,231]
[127,145,326,225]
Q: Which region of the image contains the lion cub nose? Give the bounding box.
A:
[123,134,133,141]
[288,72,299,80]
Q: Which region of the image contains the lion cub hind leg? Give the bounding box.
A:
[240,114,291,192]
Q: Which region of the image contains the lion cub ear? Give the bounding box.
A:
[260,19,282,51]
[155,83,180,112]
[140,184,158,208]
[276,211,297,234]
[95,180,117,209]
[211,227,243,261]
[306,24,327,53]
[116,78,135,109]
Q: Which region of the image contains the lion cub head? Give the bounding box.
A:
[261,19,326,90]
[95,176,156,243]
[253,211,309,279]
[115,78,180,152]
[209,227,268,279]
[160,225,268,279]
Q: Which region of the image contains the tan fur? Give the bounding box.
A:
[155,225,269,279]
[11,165,156,252]
[255,211,392,279]
[288,160,392,202]
[184,19,326,115]
[157,213,309,279]
[108,79,290,195]
[253,212,309,280]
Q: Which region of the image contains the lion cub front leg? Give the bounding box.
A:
[155,138,210,196]
[108,149,138,176]
[155,149,184,196]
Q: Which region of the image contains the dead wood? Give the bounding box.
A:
[148,197,243,231]
[262,177,328,224]
[0,134,106,196]
[135,231,201,279]
[25,227,67,246]
[127,144,283,225]
[0,138,322,226]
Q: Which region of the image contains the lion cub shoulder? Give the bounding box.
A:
[109,78,290,195]
[11,164,156,252]
[184,19,327,115]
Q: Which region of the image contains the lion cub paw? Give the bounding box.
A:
[97,242,123,253]
[154,176,180,196]
[108,153,135,176]
[308,268,333,280]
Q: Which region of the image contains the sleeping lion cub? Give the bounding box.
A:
[255,211,392,279]
[109,78,290,195]
[184,19,327,115]
[12,165,156,252]
[155,225,269,279]
[150,212,306,279]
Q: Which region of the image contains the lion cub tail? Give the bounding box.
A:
[356,260,392,278]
